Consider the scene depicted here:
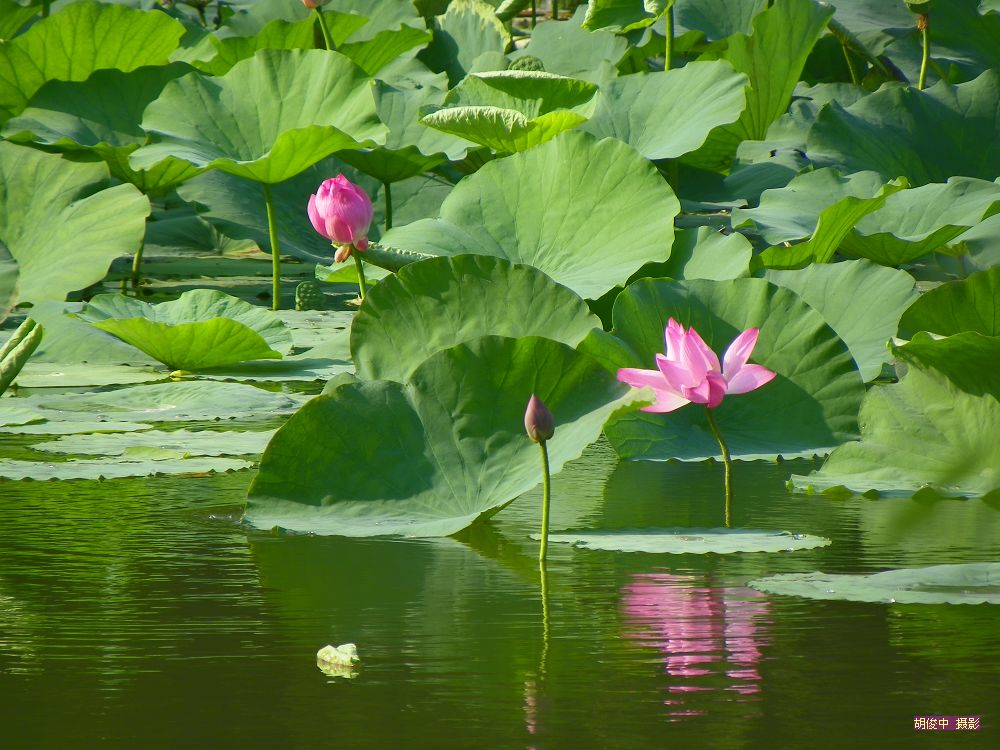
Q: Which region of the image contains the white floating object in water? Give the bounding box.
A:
[317,643,360,666]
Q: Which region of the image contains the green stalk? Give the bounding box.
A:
[538,440,551,563]
[41,1,50,18]
[383,182,393,231]
[551,0,558,21]
[841,42,860,86]
[315,8,336,51]
[704,407,732,528]
[664,5,674,71]
[262,183,282,311]
[131,240,145,295]
[539,557,550,677]
[917,14,930,90]
[531,0,537,28]
[353,250,368,301]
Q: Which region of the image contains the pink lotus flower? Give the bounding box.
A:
[617,319,776,413]
[307,175,373,259]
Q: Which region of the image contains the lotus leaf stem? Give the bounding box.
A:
[531,0,537,28]
[383,182,393,231]
[263,183,282,311]
[315,8,335,51]
[917,14,930,90]
[664,5,674,71]
[704,406,733,528]
[538,440,551,563]
[131,240,145,295]
[354,251,368,301]
[841,43,860,86]
[551,0,558,21]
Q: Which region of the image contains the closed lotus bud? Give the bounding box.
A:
[524,394,555,443]
[307,175,374,254]
[302,0,331,8]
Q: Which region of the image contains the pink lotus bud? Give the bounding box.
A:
[302,0,331,8]
[307,175,373,256]
[524,394,555,443]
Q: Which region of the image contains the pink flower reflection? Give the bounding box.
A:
[622,573,770,714]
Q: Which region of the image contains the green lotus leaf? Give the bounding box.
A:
[351,255,601,381]
[420,105,587,154]
[31,429,274,458]
[581,62,748,161]
[765,260,918,382]
[893,331,1000,398]
[0,420,152,436]
[0,240,14,324]
[380,131,679,299]
[2,64,200,195]
[190,16,318,77]
[790,365,1000,498]
[539,528,831,554]
[684,0,833,172]
[675,0,768,40]
[583,0,670,32]
[339,25,433,76]
[72,290,292,372]
[596,277,865,460]
[508,6,627,84]
[0,1,185,124]
[0,407,44,428]
[245,335,647,537]
[20,301,158,366]
[838,178,1000,266]
[650,227,752,282]
[130,49,388,184]
[0,0,37,41]
[0,454,253,481]
[899,266,1000,337]
[0,141,149,306]
[750,563,1000,605]
[14,363,163,389]
[808,71,1000,185]
[419,0,510,86]
[442,70,599,114]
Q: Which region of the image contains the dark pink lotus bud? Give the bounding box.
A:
[307,174,373,255]
[524,394,554,443]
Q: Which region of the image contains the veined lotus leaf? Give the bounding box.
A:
[13,363,164,389]
[130,49,388,185]
[0,456,253,481]
[749,563,1000,605]
[838,177,1000,266]
[539,528,831,554]
[594,277,865,461]
[649,227,753,281]
[8,381,304,424]
[380,131,679,299]
[508,6,628,84]
[583,0,670,32]
[420,0,511,86]
[674,0,768,40]
[72,290,293,372]
[339,25,433,76]
[581,62,748,161]
[0,1,185,124]
[684,0,833,172]
[0,142,149,306]
[420,105,588,154]
[790,365,1000,498]
[808,70,1000,185]
[2,64,200,196]
[31,429,275,458]
[899,266,1000,337]
[245,335,649,537]
[189,17,317,76]
[0,0,37,41]
[0,240,14,324]
[219,0,422,44]
[765,260,918,382]
[351,255,601,382]
[892,332,1000,398]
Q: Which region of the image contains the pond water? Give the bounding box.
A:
[0,440,996,748]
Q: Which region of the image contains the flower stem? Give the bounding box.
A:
[130,239,145,295]
[314,8,336,51]
[917,14,930,91]
[664,5,674,71]
[538,440,551,564]
[354,250,368,301]
[263,182,282,311]
[704,407,732,528]
[841,41,860,86]
[383,181,393,231]
[539,556,550,676]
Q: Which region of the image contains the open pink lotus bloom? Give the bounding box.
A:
[307,174,373,256]
[618,319,776,412]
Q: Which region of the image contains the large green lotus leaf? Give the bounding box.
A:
[31,429,274,457]
[0,142,149,306]
[583,0,670,32]
[0,1,185,124]
[245,335,647,537]
[790,366,1000,498]
[540,528,830,554]
[839,178,1000,266]
[351,255,601,381]
[190,17,317,76]
[0,241,15,324]
[598,277,865,461]
[0,0,37,41]
[0,419,152,436]
[899,267,1000,337]
[581,62,748,161]
[21,301,157,365]
[14,363,163,389]
[807,71,1000,185]
[176,156,377,264]
[765,260,917,382]
[441,70,598,115]
[9,381,304,423]
[893,332,1000,398]
[675,0,768,40]
[684,0,832,172]
[508,6,627,84]
[72,290,292,371]
[420,106,587,154]
[130,49,388,184]
[380,132,679,299]
[750,563,1000,605]
[219,0,422,44]
[419,0,510,86]
[2,64,200,195]
[0,455,253,481]
[732,169,890,245]
[640,226,752,282]
[339,25,433,76]
[337,79,472,184]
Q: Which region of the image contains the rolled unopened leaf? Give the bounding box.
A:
[524,394,554,443]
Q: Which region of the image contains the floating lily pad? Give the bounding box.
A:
[30,429,275,458]
[0,455,253,481]
[749,563,1000,604]
[0,420,152,436]
[0,407,44,428]
[12,363,165,389]
[538,528,831,554]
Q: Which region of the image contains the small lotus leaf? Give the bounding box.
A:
[899,266,1000,337]
[539,528,831,554]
